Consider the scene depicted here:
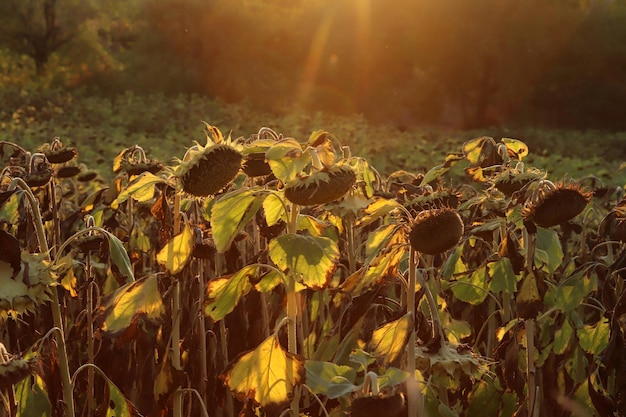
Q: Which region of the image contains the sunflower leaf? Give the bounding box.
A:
[222,335,305,408]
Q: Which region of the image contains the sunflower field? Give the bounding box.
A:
[1,117,626,417]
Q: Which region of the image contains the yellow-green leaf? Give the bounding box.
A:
[269,234,339,289]
[263,192,287,227]
[204,265,256,321]
[577,318,609,355]
[99,275,165,336]
[110,172,165,209]
[488,258,518,294]
[451,265,489,305]
[15,374,51,417]
[108,232,135,282]
[463,136,496,166]
[341,243,405,295]
[367,312,413,365]
[212,189,266,252]
[156,223,194,275]
[356,198,404,228]
[223,335,305,408]
[266,138,311,183]
[553,319,574,355]
[501,138,528,160]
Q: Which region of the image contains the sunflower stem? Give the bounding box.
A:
[287,203,300,417]
[9,178,75,417]
[172,193,183,417]
[406,249,421,417]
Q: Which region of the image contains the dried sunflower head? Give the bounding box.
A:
[173,125,243,197]
[284,164,356,206]
[492,168,542,197]
[598,197,626,242]
[522,180,591,227]
[39,137,78,164]
[415,341,491,389]
[408,208,464,255]
[0,346,37,391]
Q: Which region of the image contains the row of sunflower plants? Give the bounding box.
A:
[0,126,625,417]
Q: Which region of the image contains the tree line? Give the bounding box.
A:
[2,0,626,130]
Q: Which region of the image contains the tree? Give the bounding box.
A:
[0,0,111,77]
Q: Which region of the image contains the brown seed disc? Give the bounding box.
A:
[44,147,77,164]
[409,208,464,255]
[77,171,99,182]
[181,145,242,197]
[123,160,164,176]
[284,165,356,206]
[526,188,589,227]
[242,153,272,177]
[24,172,52,187]
[56,166,81,178]
[494,171,539,197]
[350,393,404,417]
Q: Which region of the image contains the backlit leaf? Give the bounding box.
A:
[451,265,489,305]
[263,192,287,227]
[367,312,413,365]
[534,227,563,274]
[0,190,21,226]
[466,380,502,417]
[156,223,194,275]
[463,136,496,166]
[269,234,339,289]
[553,319,574,355]
[341,243,405,295]
[110,172,165,209]
[305,360,356,398]
[204,265,256,321]
[488,258,518,294]
[502,138,529,160]
[99,275,165,336]
[15,374,51,417]
[222,335,305,408]
[577,318,609,355]
[356,198,404,228]
[212,189,266,252]
[266,138,310,183]
[108,232,135,282]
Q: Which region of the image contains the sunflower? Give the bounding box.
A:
[408,208,464,255]
[173,125,243,197]
[522,180,591,227]
[283,164,356,206]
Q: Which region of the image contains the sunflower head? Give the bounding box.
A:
[493,168,542,197]
[174,125,243,197]
[415,341,491,389]
[522,180,591,227]
[40,138,78,164]
[284,164,356,206]
[408,208,464,255]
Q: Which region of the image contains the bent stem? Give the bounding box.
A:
[9,178,75,417]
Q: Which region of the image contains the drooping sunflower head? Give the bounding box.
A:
[173,125,243,197]
[408,207,464,255]
[492,167,543,197]
[40,137,78,164]
[284,164,356,206]
[522,180,591,227]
